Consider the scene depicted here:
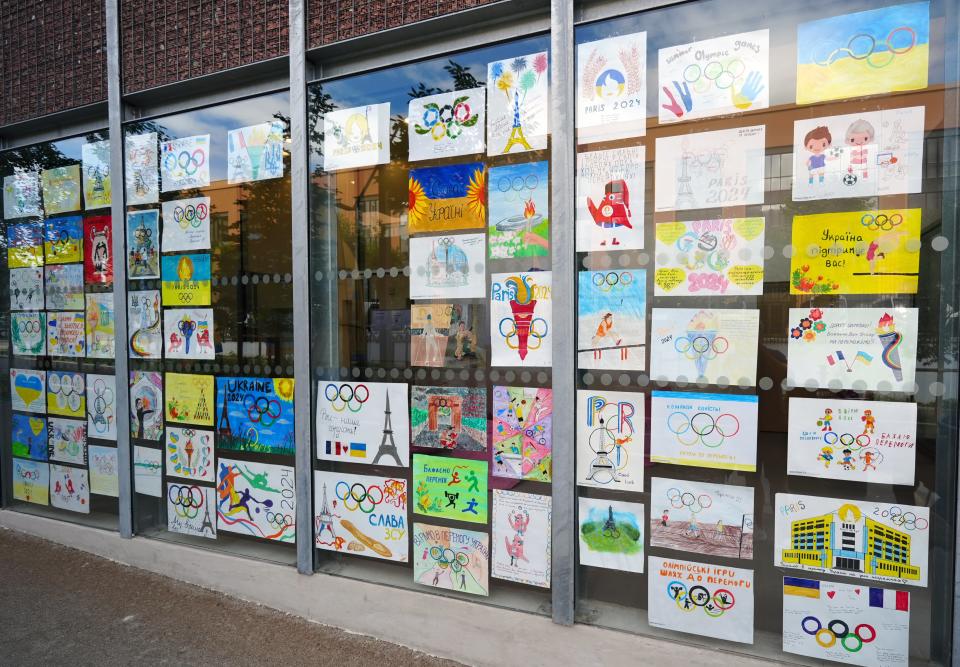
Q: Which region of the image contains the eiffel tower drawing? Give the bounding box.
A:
[503,90,532,154]
[199,498,215,537]
[316,483,335,540]
[371,392,402,465]
[217,391,232,437]
[195,391,211,423]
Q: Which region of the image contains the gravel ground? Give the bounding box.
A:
[0,527,463,666]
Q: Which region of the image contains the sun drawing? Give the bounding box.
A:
[466,167,486,220]
[408,176,429,227]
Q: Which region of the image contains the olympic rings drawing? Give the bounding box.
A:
[265,511,294,529]
[429,545,470,572]
[667,581,735,617]
[682,58,745,92]
[667,411,740,448]
[674,335,729,360]
[168,484,205,519]
[813,27,916,69]
[177,149,206,176]
[877,506,929,531]
[243,394,282,426]
[173,202,208,229]
[49,372,85,412]
[324,383,369,413]
[801,616,877,652]
[823,431,871,449]
[335,481,384,514]
[667,487,713,514]
[591,271,634,292]
[16,318,41,334]
[497,174,540,192]
[860,213,903,231]
[17,467,41,480]
[499,316,549,351]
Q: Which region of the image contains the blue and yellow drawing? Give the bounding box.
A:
[12,414,47,461]
[408,162,485,234]
[44,215,83,264]
[161,253,212,306]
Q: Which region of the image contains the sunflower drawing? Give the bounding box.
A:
[466,167,486,221]
[408,176,430,227]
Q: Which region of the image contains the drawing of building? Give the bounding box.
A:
[781,503,919,580]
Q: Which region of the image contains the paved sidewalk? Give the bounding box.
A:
[0,528,461,666]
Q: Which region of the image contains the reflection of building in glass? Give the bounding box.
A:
[781,503,919,580]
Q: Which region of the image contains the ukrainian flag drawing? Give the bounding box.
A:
[408,162,486,234]
[783,577,821,599]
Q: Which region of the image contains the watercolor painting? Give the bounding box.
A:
[216,377,295,455]
[577,269,646,370]
[41,166,82,215]
[488,161,549,258]
[126,210,160,279]
[81,140,111,209]
[578,497,644,573]
[217,458,295,542]
[227,120,285,184]
[409,303,485,368]
[13,459,49,506]
[161,253,212,306]
[44,215,83,264]
[8,221,45,268]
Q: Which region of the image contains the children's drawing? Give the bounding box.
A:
[84,216,113,285]
[655,217,765,296]
[126,210,160,278]
[125,132,159,205]
[576,31,646,141]
[161,197,211,252]
[165,372,215,427]
[793,107,924,201]
[322,103,391,172]
[649,556,754,644]
[12,414,47,460]
[791,209,921,295]
[217,458,296,542]
[650,477,754,559]
[492,489,551,588]
[487,52,548,155]
[41,165,82,215]
[786,307,919,392]
[658,30,769,123]
[160,134,211,192]
[11,311,46,356]
[13,459,49,506]
[166,426,214,482]
[576,389,645,491]
[796,2,930,105]
[782,577,910,667]
[3,169,42,218]
[408,87,486,162]
[46,311,86,358]
[413,454,487,524]
[577,269,646,370]
[408,162,486,234]
[10,267,44,311]
[47,417,87,465]
[409,303,486,367]
[316,380,409,466]
[490,271,552,367]
[81,140,111,209]
[7,221,45,267]
[488,161,549,258]
[650,308,760,386]
[161,253,212,306]
[133,446,162,497]
[216,376,295,455]
[86,373,117,441]
[10,368,46,413]
[47,370,85,418]
[775,493,929,587]
[411,385,487,452]
[128,290,162,359]
[227,120,285,183]
[44,215,83,264]
[44,264,84,310]
[578,497,644,572]
[85,292,115,359]
[409,233,486,299]
[50,464,89,513]
[413,523,489,596]
[492,385,552,481]
[650,391,758,472]
[315,471,408,562]
[89,445,118,497]
[130,371,163,441]
[163,307,214,360]
[576,146,645,251]
[654,125,765,212]
[788,397,917,486]
[167,482,216,539]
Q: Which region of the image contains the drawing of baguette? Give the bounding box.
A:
[340,519,392,558]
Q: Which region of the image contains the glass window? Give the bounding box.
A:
[574,0,956,664]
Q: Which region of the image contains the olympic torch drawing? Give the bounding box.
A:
[508,274,537,360]
[876,312,903,381]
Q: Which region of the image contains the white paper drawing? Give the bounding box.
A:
[408,88,486,161]
[322,103,391,172]
[577,32,647,142]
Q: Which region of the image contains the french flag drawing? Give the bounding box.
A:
[869,587,909,612]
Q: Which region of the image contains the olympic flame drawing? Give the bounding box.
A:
[507,274,536,360]
[876,312,903,381]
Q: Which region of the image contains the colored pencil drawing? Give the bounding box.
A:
[322,103,391,172]
[125,132,159,205]
[10,267,44,311]
[216,376,295,455]
[408,88,486,162]
[129,371,163,441]
[490,272,552,367]
[650,477,754,559]
[654,218,765,296]
[217,458,296,542]
[413,523,489,596]
[10,368,46,413]
[413,454,488,524]
[47,417,87,466]
[163,308,215,360]
[796,2,929,105]
[576,146,645,251]
[161,253,212,306]
[11,311,46,356]
[133,446,162,497]
[409,233,486,299]
[160,134,211,192]
[577,269,646,370]
[491,489,551,588]
[408,162,486,234]
[46,312,86,358]
[47,370,85,418]
[86,374,117,441]
[167,482,216,539]
[487,52,549,155]
[44,264,84,310]
[41,165,82,215]
[315,471,408,562]
[411,385,487,452]
[161,197,211,252]
[8,221,45,268]
[3,169,42,219]
[577,31,646,141]
[81,140,111,209]
[50,464,89,513]
[166,426,214,482]
[227,120,286,184]
[488,161,549,258]
[576,389,645,491]
[315,380,410,466]
[84,216,113,285]
[165,373,215,427]
[12,414,47,460]
[491,385,552,481]
[85,292,115,359]
[13,459,49,506]
[578,497,644,573]
[89,445,119,497]
[128,290,162,359]
[44,215,83,264]
[409,303,486,368]
[126,210,160,278]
